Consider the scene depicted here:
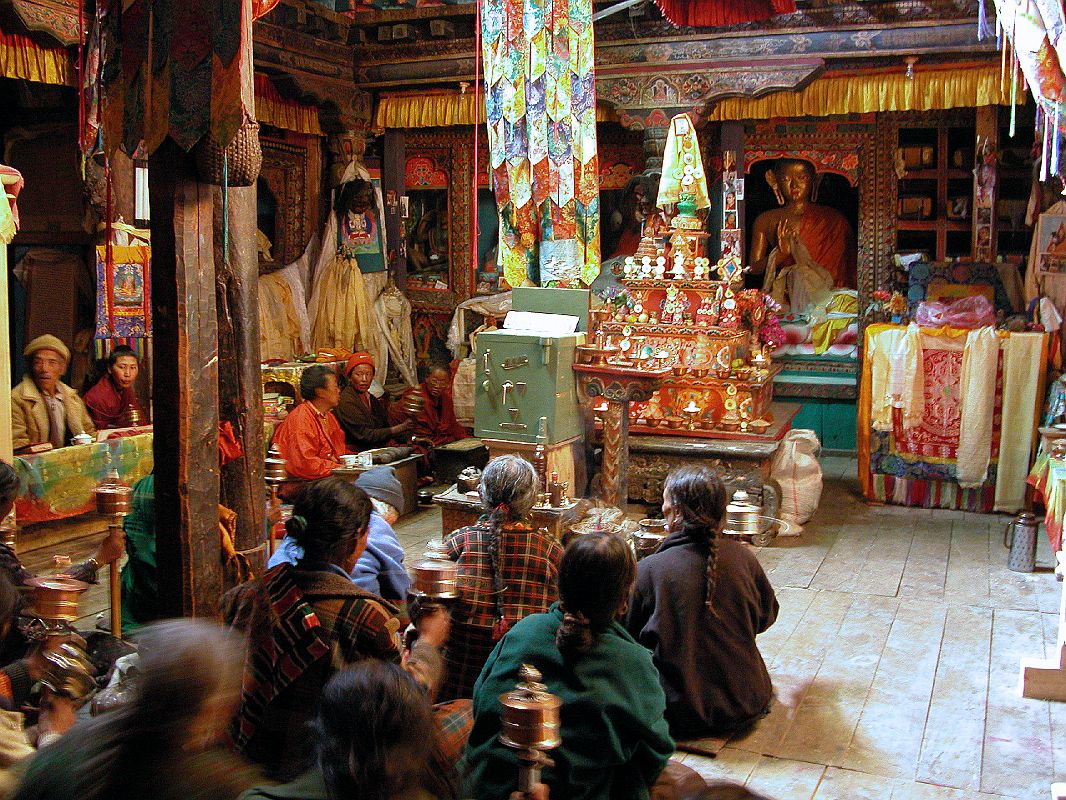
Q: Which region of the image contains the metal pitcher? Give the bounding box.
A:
[1004,512,1039,573]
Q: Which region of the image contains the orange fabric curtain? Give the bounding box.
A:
[652,0,794,27]
[0,29,73,86]
[254,74,323,135]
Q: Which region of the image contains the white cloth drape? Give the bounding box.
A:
[995,332,1046,510]
[955,327,1001,488]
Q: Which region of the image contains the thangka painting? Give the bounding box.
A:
[95,245,152,338]
[1034,213,1066,275]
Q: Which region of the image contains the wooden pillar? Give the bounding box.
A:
[0,173,16,464]
[215,0,265,563]
[383,129,406,290]
[149,140,223,618]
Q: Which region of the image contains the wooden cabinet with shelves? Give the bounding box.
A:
[893,117,976,261]
[996,106,1036,262]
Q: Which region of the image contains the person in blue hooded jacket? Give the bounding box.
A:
[268,466,411,601]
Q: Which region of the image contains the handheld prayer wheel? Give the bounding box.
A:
[400,392,426,420]
[632,518,667,560]
[122,404,145,428]
[723,490,761,538]
[23,576,89,630]
[39,641,96,700]
[94,463,133,638]
[264,444,288,485]
[410,540,458,600]
[499,664,562,793]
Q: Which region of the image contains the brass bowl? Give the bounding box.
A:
[720,420,740,432]
[691,367,710,378]
[645,418,661,428]
[748,419,771,434]
[715,368,732,379]
[671,365,686,376]
[665,416,684,429]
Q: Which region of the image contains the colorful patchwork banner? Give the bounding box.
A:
[96,245,152,339]
[481,0,599,288]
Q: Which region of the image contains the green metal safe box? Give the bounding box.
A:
[474,328,586,445]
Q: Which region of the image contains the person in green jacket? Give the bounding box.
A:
[119,473,156,632]
[463,531,675,800]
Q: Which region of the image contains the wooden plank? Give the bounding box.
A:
[756,586,816,666]
[149,140,223,618]
[744,755,825,800]
[981,609,1054,798]
[812,766,898,800]
[775,594,899,765]
[1041,611,1066,784]
[840,599,946,780]
[915,605,993,791]
[857,525,914,597]
[986,524,1051,613]
[809,526,879,593]
[730,590,853,756]
[767,529,839,589]
[672,748,761,787]
[898,525,951,599]
[944,521,991,607]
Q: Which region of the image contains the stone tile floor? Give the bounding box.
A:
[396,456,1064,800]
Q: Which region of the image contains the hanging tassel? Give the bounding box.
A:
[1042,112,1050,182]
[222,153,230,265]
[491,615,510,642]
[1010,53,1019,137]
[1053,105,1061,174]
[978,0,988,40]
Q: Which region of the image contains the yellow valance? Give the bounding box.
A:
[374,90,618,132]
[705,64,1016,122]
[254,73,323,136]
[0,30,73,86]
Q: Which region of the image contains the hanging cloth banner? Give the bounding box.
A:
[481,0,600,289]
[95,245,152,339]
[99,0,248,156]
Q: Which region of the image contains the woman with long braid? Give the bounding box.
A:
[440,455,562,700]
[625,465,779,737]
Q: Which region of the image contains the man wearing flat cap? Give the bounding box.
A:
[11,335,96,452]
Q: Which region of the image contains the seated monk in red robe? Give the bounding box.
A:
[272,364,349,499]
[403,365,468,449]
[83,346,147,430]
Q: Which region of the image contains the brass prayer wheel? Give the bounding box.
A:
[400,392,426,420]
[499,664,562,751]
[411,543,458,600]
[723,490,761,537]
[264,444,288,485]
[94,471,133,517]
[39,642,96,700]
[632,518,667,560]
[123,404,144,428]
[24,577,89,623]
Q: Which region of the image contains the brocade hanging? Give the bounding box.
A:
[99,0,248,156]
[481,0,600,288]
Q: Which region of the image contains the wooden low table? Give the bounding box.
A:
[432,485,576,541]
[332,453,422,515]
[621,401,802,515]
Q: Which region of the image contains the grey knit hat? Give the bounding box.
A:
[355,466,404,513]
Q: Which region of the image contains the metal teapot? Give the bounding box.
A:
[1004,512,1040,573]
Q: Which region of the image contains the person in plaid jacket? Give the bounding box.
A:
[223,477,448,780]
[440,455,563,701]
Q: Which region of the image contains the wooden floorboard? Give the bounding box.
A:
[756,586,817,666]
[857,525,914,597]
[812,766,899,800]
[944,521,993,607]
[981,609,1055,798]
[839,598,946,780]
[898,525,952,599]
[774,594,898,765]
[916,604,993,791]
[745,755,826,800]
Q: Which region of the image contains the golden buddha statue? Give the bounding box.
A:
[749,159,855,311]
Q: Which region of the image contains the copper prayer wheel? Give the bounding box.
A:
[632,518,667,560]
[499,664,562,751]
[723,490,761,537]
[123,404,144,428]
[94,480,133,517]
[400,392,426,420]
[24,577,89,623]
[39,642,96,700]
[264,444,288,485]
[411,555,458,600]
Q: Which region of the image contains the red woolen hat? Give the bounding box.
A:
[345,351,375,375]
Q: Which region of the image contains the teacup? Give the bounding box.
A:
[71,433,93,446]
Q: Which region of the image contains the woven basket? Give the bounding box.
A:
[194,117,262,187]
